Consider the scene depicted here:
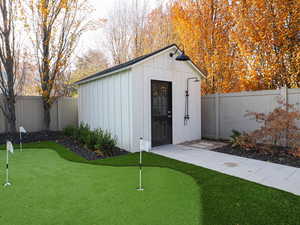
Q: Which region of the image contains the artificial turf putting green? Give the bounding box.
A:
[0,148,199,225]
[1,141,300,225]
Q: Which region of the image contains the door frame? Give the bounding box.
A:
[150,79,173,147]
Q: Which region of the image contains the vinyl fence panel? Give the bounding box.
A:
[201,87,294,140]
[0,96,77,133]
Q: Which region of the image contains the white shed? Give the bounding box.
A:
[76,44,205,152]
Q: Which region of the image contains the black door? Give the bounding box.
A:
[151,80,172,147]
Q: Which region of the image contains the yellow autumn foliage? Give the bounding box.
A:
[171,0,300,94]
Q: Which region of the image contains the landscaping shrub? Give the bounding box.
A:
[94,129,117,155]
[237,99,300,156]
[100,132,117,155]
[64,123,117,155]
[230,130,242,147]
[73,126,81,140]
[86,131,99,150]
[78,123,90,144]
[63,125,77,137]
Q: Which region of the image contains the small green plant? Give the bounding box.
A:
[230,130,242,147]
[78,123,90,144]
[93,129,104,148]
[86,131,98,150]
[72,128,80,140]
[63,125,77,137]
[94,129,117,156]
[101,132,117,152]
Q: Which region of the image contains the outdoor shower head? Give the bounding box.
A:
[187,77,199,83]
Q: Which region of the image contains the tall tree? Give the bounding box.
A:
[172,0,236,94]
[171,0,300,94]
[229,0,300,90]
[17,51,40,96]
[104,0,132,65]
[27,0,89,129]
[142,4,178,53]
[104,0,149,64]
[130,0,149,58]
[63,49,108,97]
[72,49,108,83]
[0,0,22,132]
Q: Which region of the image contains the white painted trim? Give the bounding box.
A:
[133,46,178,68]
[187,61,206,78]
[76,67,132,85]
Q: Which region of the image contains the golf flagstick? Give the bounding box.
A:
[19,126,27,152]
[137,137,144,191]
[4,141,14,187]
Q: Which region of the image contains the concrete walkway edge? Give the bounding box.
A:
[151,145,300,196]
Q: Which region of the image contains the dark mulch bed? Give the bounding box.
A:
[0,131,128,161]
[58,138,128,161]
[212,144,300,168]
[0,131,64,145]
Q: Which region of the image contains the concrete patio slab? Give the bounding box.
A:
[151,144,300,196]
[180,139,228,150]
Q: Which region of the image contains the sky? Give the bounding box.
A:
[78,0,163,57]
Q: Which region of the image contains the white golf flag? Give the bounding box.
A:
[4,141,13,187]
[6,141,13,154]
[19,126,26,133]
[139,139,150,152]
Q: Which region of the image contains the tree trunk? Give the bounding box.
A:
[43,101,51,130]
[7,99,16,133]
[1,96,17,133]
[0,0,18,133]
[6,66,17,133]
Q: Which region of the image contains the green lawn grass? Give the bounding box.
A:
[1,141,300,225]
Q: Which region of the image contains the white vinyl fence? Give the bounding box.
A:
[202,86,300,140]
[0,96,78,133]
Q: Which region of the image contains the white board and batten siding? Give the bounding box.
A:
[78,45,203,152]
[78,70,133,151]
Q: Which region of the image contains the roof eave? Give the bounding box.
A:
[74,43,206,84]
[75,67,132,85]
[187,61,207,79]
[132,45,206,78]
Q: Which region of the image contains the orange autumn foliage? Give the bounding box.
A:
[141,4,178,55]
[170,0,300,95]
